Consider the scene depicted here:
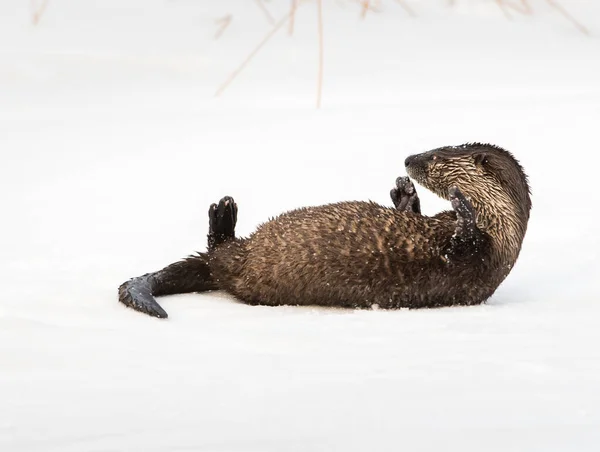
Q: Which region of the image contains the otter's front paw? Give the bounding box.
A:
[447,187,486,257]
[391,176,421,214]
[449,187,476,232]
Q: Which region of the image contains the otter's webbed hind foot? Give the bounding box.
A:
[391,177,421,214]
[208,196,238,252]
[119,274,168,319]
[118,254,216,319]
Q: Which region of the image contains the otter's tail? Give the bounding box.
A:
[118,253,217,319]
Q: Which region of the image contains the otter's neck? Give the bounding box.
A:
[468,190,528,267]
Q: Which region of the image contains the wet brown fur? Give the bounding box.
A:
[118,142,531,317]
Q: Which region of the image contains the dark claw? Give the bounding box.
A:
[208,196,238,251]
[208,203,218,226]
[448,186,477,234]
[448,186,474,219]
[390,188,398,204]
[396,176,415,195]
[445,186,486,259]
[391,177,421,214]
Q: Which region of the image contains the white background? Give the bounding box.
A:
[1,1,599,450]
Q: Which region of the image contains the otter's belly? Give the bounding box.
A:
[233,245,492,309]
[225,203,472,308]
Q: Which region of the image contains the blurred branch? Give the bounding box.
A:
[494,0,513,20]
[546,0,589,35]
[215,14,233,39]
[395,0,416,17]
[215,5,299,98]
[289,0,298,35]
[360,1,382,19]
[459,0,588,35]
[503,0,533,15]
[254,0,276,25]
[360,1,370,19]
[31,0,50,26]
[360,0,416,19]
[214,0,587,107]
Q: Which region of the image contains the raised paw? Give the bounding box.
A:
[446,186,486,259]
[208,196,238,251]
[391,176,421,214]
[448,187,476,231]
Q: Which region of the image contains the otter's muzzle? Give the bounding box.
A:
[404,154,417,168]
[404,153,428,184]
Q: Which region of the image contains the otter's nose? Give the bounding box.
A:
[405,155,415,167]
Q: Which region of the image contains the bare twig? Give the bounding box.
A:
[546,0,589,35]
[395,0,416,17]
[359,0,385,19]
[254,0,275,25]
[360,0,370,19]
[289,0,297,36]
[452,0,529,16]
[215,8,296,97]
[504,0,532,15]
[31,0,50,26]
[494,0,513,20]
[317,0,324,108]
[214,14,232,40]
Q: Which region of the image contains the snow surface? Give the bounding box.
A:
[2,0,600,450]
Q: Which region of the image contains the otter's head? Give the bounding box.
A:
[405,143,531,240]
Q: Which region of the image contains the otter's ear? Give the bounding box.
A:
[473,153,488,167]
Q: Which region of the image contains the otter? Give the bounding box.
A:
[118,142,531,318]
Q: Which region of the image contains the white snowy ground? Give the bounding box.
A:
[1,0,600,450]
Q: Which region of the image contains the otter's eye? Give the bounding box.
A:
[431,155,438,161]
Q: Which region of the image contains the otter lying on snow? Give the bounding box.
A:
[118,142,531,318]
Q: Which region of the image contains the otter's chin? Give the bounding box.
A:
[405,166,425,187]
[406,168,446,200]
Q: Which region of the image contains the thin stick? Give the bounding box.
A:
[546,0,589,35]
[521,0,533,14]
[360,0,370,20]
[289,0,297,36]
[316,0,324,109]
[504,0,532,15]
[214,14,232,40]
[215,10,294,97]
[254,0,275,25]
[31,0,50,25]
[494,0,513,20]
[395,0,416,17]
